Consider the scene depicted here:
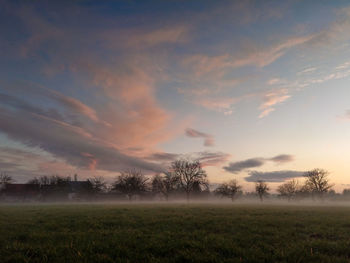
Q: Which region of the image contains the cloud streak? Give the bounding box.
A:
[185,128,215,147]
[245,170,305,182]
[183,35,315,78]
[0,89,166,173]
[259,89,290,118]
[193,151,230,166]
[224,158,265,173]
[268,154,294,163]
[223,154,294,174]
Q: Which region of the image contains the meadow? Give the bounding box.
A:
[1,203,350,263]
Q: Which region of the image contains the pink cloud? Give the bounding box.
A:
[81,152,98,170]
[5,6,186,159]
[185,128,215,147]
[259,89,290,118]
[48,90,99,122]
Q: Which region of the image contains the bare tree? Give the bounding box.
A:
[27,177,40,185]
[163,172,181,200]
[294,182,313,200]
[255,180,269,202]
[304,168,333,200]
[88,176,108,193]
[0,173,14,185]
[0,173,14,192]
[27,176,49,186]
[151,173,179,201]
[277,179,299,201]
[170,160,208,202]
[214,179,242,202]
[113,169,149,201]
[151,174,165,197]
[27,175,70,186]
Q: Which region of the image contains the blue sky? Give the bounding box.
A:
[1,0,350,191]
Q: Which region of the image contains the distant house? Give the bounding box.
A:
[41,180,93,201]
[67,181,92,200]
[0,177,93,202]
[1,184,41,201]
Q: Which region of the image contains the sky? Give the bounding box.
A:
[1,0,350,192]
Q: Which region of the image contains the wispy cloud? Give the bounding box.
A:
[177,4,350,119]
[0,146,71,180]
[335,61,350,70]
[245,170,305,182]
[185,128,214,146]
[4,82,100,123]
[297,67,317,75]
[193,151,230,166]
[176,33,320,118]
[0,4,193,159]
[224,158,265,173]
[224,154,294,174]
[259,89,290,118]
[267,78,287,85]
[0,146,115,182]
[0,100,165,173]
[195,97,239,115]
[268,154,294,163]
[0,3,195,177]
[183,35,315,78]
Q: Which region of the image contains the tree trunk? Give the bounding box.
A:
[186,191,190,203]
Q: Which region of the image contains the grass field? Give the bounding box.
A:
[1,203,350,262]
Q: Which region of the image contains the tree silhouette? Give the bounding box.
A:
[27,175,71,186]
[255,180,269,202]
[170,160,208,202]
[0,173,14,193]
[277,179,299,201]
[113,169,149,201]
[304,168,333,200]
[214,179,242,202]
[151,172,179,201]
[0,173,14,185]
[88,176,108,193]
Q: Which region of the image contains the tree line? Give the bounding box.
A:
[214,168,334,202]
[0,160,342,202]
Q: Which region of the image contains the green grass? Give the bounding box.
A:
[1,203,350,262]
